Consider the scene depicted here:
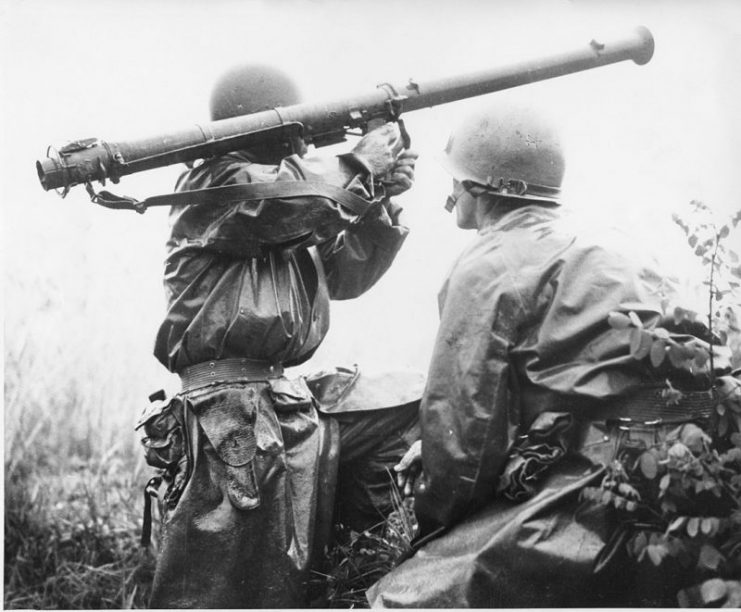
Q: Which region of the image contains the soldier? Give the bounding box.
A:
[369,101,735,607]
[137,64,419,608]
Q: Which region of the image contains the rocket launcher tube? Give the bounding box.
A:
[37,26,654,194]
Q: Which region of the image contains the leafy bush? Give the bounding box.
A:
[580,200,741,607]
[581,424,741,607]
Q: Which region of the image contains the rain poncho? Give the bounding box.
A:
[144,151,413,609]
[368,201,703,608]
[154,151,408,372]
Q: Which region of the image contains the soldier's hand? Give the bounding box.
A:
[382,149,419,197]
[394,440,423,497]
[351,123,404,177]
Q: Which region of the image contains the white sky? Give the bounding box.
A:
[2,0,741,401]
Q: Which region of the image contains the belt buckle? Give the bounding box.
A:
[609,417,664,462]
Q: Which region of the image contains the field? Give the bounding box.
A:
[3,229,163,608]
[5,2,741,608]
[2,234,418,608]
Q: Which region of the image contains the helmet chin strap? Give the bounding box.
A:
[484,177,561,201]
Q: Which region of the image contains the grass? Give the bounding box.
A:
[310,482,418,608]
[4,454,156,609]
[5,454,417,609]
[3,224,170,609]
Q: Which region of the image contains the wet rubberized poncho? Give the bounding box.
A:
[154,151,408,372]
[146,151,411,609]
[368,202,679,608]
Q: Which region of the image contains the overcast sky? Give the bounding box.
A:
[3,0,741,390]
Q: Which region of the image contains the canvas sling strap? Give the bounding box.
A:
[84,180,376,216]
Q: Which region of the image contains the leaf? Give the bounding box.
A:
[653,327,670,340]
[661,499,677,513]
[700,578,728,605]
[630,328,652,360]
[720,225,730,238]
[697,544,724,570]
[660,473,672,493]
[633,531,648,558]
[628,311,643,328]
[678,579,728,608]
[693,347,709,368]
[722,447,741,464]
[679,423,710,454]
[687,517,700,538]
[580,487,596,502]
[672,212,689,233]
[668,442,691,459]
[617,482,640,499]
[667,516,688,533]
[650,339,667,367]
[688,234,698,247]
[607,311,632,329]
[668,343,688,368]
[639,452,659,480]
[647,544,667,566]
[662,383,685,406]
[625,500,637,512]
[701,517,719,536]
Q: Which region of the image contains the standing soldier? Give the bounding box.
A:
[369,101,734,607]
[138,64,419,608]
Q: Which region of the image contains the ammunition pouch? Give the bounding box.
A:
[267,376,316,413]
[304,364,425,415]
[136,393,190,546]
[190,386,262,511]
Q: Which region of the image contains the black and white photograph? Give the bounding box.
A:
[3,0,741,608]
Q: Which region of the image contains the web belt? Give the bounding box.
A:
[179,357,284,393]
[596,385,717,425]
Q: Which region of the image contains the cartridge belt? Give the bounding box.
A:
[595,385,717,426]
[179,358,284,393]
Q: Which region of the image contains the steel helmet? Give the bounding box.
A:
[209,64,302,121]
[442,102,565,202]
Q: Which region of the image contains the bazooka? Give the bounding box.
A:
[36,26,654,210]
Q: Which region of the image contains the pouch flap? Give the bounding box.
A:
[305,365,426,414]
[135,389,172,431]
[268,376,316,412]
[304,365,360,408]
[191,387,257,467]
